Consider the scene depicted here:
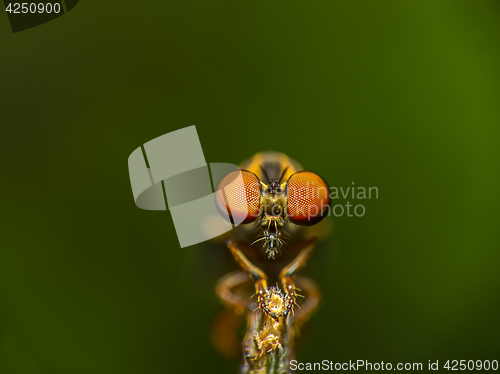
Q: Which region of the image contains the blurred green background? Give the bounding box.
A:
[1,1,500,373]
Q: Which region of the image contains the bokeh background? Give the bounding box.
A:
[1,1,500,373]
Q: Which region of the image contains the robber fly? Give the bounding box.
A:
[211,152,331,374]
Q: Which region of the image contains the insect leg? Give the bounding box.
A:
[210,307,245,359]
[279,237,318,315]
[226,240,269,309]
[212,270,253,359]
[294,275,321,328]
[215,270,254,314]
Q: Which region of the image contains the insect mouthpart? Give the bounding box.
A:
[252,229,285,259]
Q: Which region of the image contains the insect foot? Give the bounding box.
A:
[258,286,293,320]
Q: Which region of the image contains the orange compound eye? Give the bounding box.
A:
[286,171,330,226]
[215,170,262,224]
